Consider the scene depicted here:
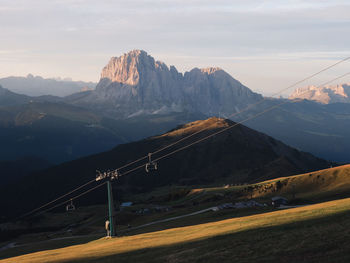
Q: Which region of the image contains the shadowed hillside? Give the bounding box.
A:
[0,117,331,219]
[0,100,204,163]
[2,197,350,263]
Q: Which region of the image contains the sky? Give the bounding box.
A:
[0,0,349,96]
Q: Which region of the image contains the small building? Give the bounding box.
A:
[120,202,133,211]
[271,196,288,207]
[121,202,133,207]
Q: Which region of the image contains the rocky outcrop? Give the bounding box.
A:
[69,50,262,118]
[289,84,350,104]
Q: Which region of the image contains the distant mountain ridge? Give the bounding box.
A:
[289,84,350,104]
[69,50,262,118]
[2,50,350,163]
[0,93,205,163]
[0,74,96,97]
[0,85,31,106]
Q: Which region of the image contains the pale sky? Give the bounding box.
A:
[1,0,349,96]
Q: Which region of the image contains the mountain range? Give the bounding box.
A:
[0,74,96,97]
[67,50,262,118]
[235,99,350,163]
[65,50,350,163]
[0,86,204,164]
[1,49,350,166]
[289,84,350,104]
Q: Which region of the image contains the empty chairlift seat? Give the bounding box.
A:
[145,153,158,173]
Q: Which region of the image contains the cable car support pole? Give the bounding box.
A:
[96,170,119,237]
[107,179,115,237]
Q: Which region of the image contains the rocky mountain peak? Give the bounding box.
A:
[289,84,350,104]
[200,67,223,74]
[72,50,262,118]
[100,49,158,86]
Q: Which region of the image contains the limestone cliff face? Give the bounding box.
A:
[70,50,262,118]
[289,84,350,104]
[91,50,184,116]
[183,67,261,117]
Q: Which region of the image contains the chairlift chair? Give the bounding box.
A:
[145,153,158,173]
[66,199,76,212]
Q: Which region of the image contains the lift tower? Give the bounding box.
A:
[96,169,120,237]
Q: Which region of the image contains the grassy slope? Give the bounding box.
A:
[2,164,350,262]
[194,164,350,203]
[250,164,350,201]
[2,197,350,263]
[257,164,350,200]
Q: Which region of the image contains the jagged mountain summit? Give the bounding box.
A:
[289,84,350,104]
[68,50,262,118]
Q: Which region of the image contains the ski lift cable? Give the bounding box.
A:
[15,58,350,220]
[149,56,350,156]
[33,70,350,218]
[16,178,97,220]
[18,71,350,220]
[152,71,350,163]
[36,181,107,216]
[76,56,350,175]
[117,155,149,171]
[264,56,350,99]
[106,70,350,177]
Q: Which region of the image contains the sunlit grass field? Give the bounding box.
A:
[191,164,350,202]
[2,196,350,263]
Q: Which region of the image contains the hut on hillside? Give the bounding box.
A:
[271,196,288,207]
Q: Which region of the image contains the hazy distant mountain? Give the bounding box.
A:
[0,96,205,163]
[234,99,350,163]
[0,72,206,164]
[0,117,330,219]
[289,84,350,104]
[0,74,96,97]
[0,85,31,106]
[0,101,127,163]
[68,50,262,118]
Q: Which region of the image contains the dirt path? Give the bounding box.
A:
[121,206,216,232]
